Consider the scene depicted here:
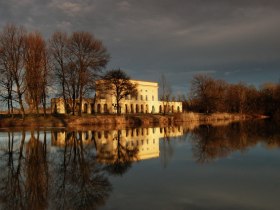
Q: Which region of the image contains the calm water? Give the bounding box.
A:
[0,120,279,210]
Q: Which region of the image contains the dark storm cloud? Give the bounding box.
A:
[1,0,280,93]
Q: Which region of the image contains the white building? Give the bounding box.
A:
[51,80,182,114]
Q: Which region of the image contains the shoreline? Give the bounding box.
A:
[0,112,268,130]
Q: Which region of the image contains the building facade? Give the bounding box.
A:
[51,80,182,114]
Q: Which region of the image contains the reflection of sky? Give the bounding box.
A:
[103,136,280,210]
[1,1,280,93]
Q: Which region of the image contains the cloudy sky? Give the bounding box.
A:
[1,0,280,94]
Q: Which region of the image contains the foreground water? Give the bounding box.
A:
[0,120,279,210]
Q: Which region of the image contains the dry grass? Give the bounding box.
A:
[174,112,251,123]
[0,112,261,129]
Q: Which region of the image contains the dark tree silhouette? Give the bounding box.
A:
[0,24,26,118]
[24,32,50,115]
[67,32,110,116]
[98,69,137,114]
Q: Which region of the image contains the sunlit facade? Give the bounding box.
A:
[51,80,182,114]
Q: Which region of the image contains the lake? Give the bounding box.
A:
[0,120,279,210]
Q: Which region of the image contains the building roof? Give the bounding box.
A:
[96,79,158,87]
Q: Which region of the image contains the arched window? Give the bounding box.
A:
[141,105,144,113]
[159,105,162,113]
[76,103,80,112]
[131,104,134,113]
[97,132,102,139]
[146,104,149,113]
[97,104,101,113]
[90,103,94,114]
[84,103,88,113]
[125,104,128,113]
[136,104,139,113]
[54,104,57,113]
[104,104,108,113]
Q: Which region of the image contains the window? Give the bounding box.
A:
[146,95,148,101]
[152,96,154,101]
[85,132,89,140]
[141,95,143,100]
[104,104,108,113]
[104,131,108,139]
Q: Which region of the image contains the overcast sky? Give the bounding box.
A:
[1,0,280,94]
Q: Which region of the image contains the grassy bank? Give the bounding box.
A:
[0,112,266,129]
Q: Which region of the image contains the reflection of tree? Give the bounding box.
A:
[25,130,48,210]
[0,129,113,210]
[160,127,174,168]
[191,120,280,163]
[104,130,139,176]
[0,131,26,210]
[51,131,112,210]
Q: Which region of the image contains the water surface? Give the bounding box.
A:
[0,120,279,210]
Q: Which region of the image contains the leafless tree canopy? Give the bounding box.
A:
[160,74,173,114]
[0,24,110,116]
[99,69,137,114]
[24,32,49,114]
[188,74,280,118]
[49,31,110,115]
[0,24,26,117]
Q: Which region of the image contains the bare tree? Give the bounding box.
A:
[0,65,14,115]
[160,74,172,114]
[49,31,69,112]
[67,32,109,116]
[24,32,49,114]
[190,74,227,113]
[225,83,247,114]
[98,69,137,114]
[0,24,26,118]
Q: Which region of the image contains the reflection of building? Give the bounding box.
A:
[51,80,182,114]
[51,127,183,162]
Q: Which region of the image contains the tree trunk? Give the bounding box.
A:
[78,88,83,116]
[116,100,120,115]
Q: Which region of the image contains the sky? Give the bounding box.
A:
[0,0,280,95]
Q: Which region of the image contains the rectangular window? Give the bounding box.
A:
[152,96,154,101]
[146,95,148,101]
